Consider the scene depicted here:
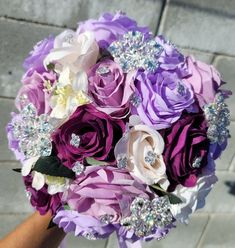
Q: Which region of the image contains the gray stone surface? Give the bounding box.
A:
[0,0,163,31]
[0,98,17,160]
[160,3,235,55]
[0,18,63,98]
[198,214,235,248]
[171,0,235,17]
[106,215,209,248]
[213,55,235,121]
[215,122,235,171]
[0,162,33,213]
[180,48,214,64]
[198,171,235,213]
[0,213,30,238]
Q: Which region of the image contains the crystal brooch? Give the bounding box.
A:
[121,196,173,237]
[108,31,163,73]
[12,103,53,159]
[204,93,230,145]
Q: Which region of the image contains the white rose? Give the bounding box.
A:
[44,30,99,74]
[115,124,169,188]
[170,165,217,223]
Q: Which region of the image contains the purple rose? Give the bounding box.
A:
[15,71,57,115]
[52,104,126,168]
[54,210,115,239]
[160,112,210,191]
[23,35,54,73]
[156,36,189,78]
[23,174,62,215]
[88,59,135,118]
[77,12,150,49]
[132,70,195,129]
[6,113,24,161]
[64,166,153,223]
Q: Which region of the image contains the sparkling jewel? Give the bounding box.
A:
[192,157,202,168]
[72,161,84,175]
[12,104,53,158]
[144,151,158,165]
[100,214,113,224]
[204,93,230,144]
[96,66,110,75]
[63,33,74,44]
[70,133,81,148]
[25,189,32,200]
[177,83,185,96]
[108,30,163,73]
[130,93,142,107]
[121,196,173,237]
[116,154,128,169]
[82,232,97,240]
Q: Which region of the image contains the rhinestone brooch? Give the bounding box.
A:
[121,196,173,237]
[12,103,53,158]
[108,30,163,73]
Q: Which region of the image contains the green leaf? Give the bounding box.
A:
[47,218,57,229]
[63,204,71,210]
[150,184,183,205]
[33,156,75,179]
[47,63,55,71]
[167,194,183,204]
[12,168,21,173]
[85,157,108,166]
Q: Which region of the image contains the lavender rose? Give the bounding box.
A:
[159,112,210,191]
[156,36,189,77]
[184,56,222,108]
[88,59,135,118]
[77,12,150,49]
[52,104,126,168]
[64,166,153,223]
[23,174,62,215]
[15,71,57,115]
[131,70,195,130]
[23,35,54,74]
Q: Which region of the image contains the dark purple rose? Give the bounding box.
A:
[23,174,62,215]
[77,12,150,49]
[52,103,126,168]
[88,59,135,118]
[16,71,57,115]
[23,35,54,73]
[160,112,210,191]
[132,70,195,130]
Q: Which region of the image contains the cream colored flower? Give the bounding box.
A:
[21,156,69,195]
[50,67,90,119]
[32,171,70,195]
[44,30,99,74]
[115,124,169,188]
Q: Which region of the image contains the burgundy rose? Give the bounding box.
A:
[23,174,62,215]
[52,103,126,168]
[88,59,135,118]
[160,112,210,191]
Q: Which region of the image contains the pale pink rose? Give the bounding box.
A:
[115,124,169,188]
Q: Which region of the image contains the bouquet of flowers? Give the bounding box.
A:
[6,12,231,247]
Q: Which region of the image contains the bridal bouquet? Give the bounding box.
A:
[6,12,231,247]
